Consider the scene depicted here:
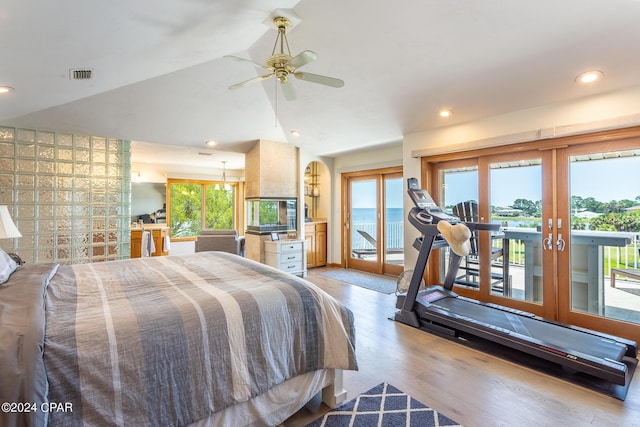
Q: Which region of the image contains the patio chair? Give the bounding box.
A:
[352,229,403,259]
[452,201,509,293]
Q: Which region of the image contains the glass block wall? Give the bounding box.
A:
[0,126,131,264]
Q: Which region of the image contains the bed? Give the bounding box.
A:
[0,251,358,427]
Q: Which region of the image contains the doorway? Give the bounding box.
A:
[343,167,404,276]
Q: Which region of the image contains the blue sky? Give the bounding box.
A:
[570,157,640,203]
[445,156,640,208]
[350,156,640,210]
[351,178,404,209]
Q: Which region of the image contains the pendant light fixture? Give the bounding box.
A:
[221,161,231,191]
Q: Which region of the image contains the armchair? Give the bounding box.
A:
[195,229,244,256]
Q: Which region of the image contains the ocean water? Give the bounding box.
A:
[351,208,404,223]
[351,208,404,249]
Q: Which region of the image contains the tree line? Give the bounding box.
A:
[492,196,640,232]
[495,196,640,217]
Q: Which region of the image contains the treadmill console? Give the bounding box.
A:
[407,178,459,224]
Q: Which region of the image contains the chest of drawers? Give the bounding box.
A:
[264,239,307,277]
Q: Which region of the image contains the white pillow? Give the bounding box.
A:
[0,248,18,285]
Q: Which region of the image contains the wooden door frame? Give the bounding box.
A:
[559,138,640,343]
[420,125,640,343]
[341,166,403,275]
[425,153,554,318]
[480,148,556,319]
[345,174,382,274]
[381,172,404,276]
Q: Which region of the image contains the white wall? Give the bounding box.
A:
[131,182,166,219]
[402,84,640,270]
[405,85,640,156]
[329,144,403,265]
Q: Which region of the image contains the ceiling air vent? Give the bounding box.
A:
[69,69,93,80]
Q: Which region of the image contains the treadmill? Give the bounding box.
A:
[394,178,637,386]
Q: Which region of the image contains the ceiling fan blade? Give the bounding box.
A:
[294,72,344,88]
[223,55,266,69]
[280,80,297,101]
[288,50,318,70]
[229,74,273,90]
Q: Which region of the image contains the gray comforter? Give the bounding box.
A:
[0,252,357,427]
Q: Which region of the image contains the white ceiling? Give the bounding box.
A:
[2,0,640,173]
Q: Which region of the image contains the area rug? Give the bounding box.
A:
[319,269,396,294]
[305,383,462,427]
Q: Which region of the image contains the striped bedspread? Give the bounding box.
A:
[43,252,357,426]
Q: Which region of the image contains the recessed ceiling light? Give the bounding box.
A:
[439,109,453,118]
[290,130,301,137]
[575,70,603,84]
[205,139,217,146]
[0,86,14,94]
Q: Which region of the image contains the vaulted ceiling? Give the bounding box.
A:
[2,0,640,172]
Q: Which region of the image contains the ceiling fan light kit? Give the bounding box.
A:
[225,16,344,101]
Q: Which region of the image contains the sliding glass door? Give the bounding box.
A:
[433,152,553,317]
[348,177,379,272]
[562,144,640,338]
[488,155,545,303]
[344,168,403,276]
[424,130,640,343]
[384,174,404,273]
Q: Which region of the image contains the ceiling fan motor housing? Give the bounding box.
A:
[224,14,343,97]
[267,53,295,83]
[274,16,290,29]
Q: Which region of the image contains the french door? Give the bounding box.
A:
[431,152,553,318]
[561,141,640,341]
[424,128,640,343]
[344,168,404,276]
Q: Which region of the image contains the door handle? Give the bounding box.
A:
[543,233,553,251]
[557,234,566,251]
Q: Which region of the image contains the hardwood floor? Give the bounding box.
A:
[284,267,640,427]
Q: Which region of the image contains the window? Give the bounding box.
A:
[168,179,236,237]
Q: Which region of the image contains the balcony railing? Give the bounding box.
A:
[502,231,640,275]
[352,221,404,251]
[353,220,639,281]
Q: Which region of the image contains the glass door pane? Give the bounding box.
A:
[383,175,404,274]
[440,166,479,290]
[349,178,379,271]
[569,150,640,324]
[490,159,543,303]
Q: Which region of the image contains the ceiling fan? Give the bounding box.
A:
[224,16,344,101]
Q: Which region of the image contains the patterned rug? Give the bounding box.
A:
[318,269,397,294]
[305,383,463,427]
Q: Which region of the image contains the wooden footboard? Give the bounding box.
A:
[321,369,348,408]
